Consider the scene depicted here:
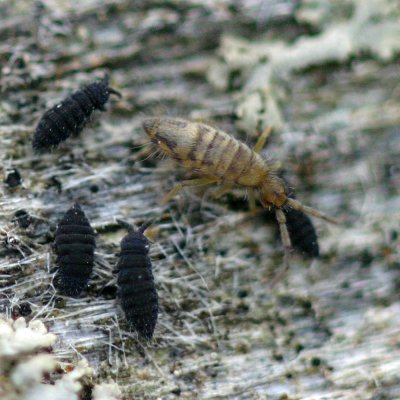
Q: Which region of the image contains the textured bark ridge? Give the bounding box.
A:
[0,1,399,399]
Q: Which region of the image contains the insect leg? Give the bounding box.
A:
[253,126,273,153]
[248,189,257,213]
[268,161,283,170]
[161,177,219,205]
[286,198,340,224]
[213,184,233,199]
[270,208,292,287]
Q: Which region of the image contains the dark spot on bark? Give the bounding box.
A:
[5,168,22,188]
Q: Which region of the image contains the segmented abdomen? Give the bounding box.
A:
[54,204,96,296]
[185,124,267,187]
[33,78,118,150]
[143,118,268,187]
[117,248,158,340]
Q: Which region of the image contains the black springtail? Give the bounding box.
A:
[54,203,96,296]
[115,219,159,340]
[284,207,319,258]
[272,180,320,258]
[33,75,121,151]
[262,190,319,258]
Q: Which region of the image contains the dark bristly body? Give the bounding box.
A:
[284,208,319,258]
[54,203,96,297]
[115,220,158,340]
[33,76,121,150]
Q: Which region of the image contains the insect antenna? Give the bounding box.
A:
[116,219,135,232]
[138,219,155,233]
[286,198,339,224]
[116,218,154,234]
[102,72,122,98]
[108,87,122,98]
[102,72,110,85]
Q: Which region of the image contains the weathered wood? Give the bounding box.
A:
[1,0,399,399]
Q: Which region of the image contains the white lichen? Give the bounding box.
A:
[0,317,122,400]
[20,360,93,400]
[208,0,400,135]
[11,354,57,387]
[92,380,123,400]
[0,317,56,357]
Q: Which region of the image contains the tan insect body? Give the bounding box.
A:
[143,117,286,206]
[143,117,338,285]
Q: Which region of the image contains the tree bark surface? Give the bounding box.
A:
[1,1,399,399]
